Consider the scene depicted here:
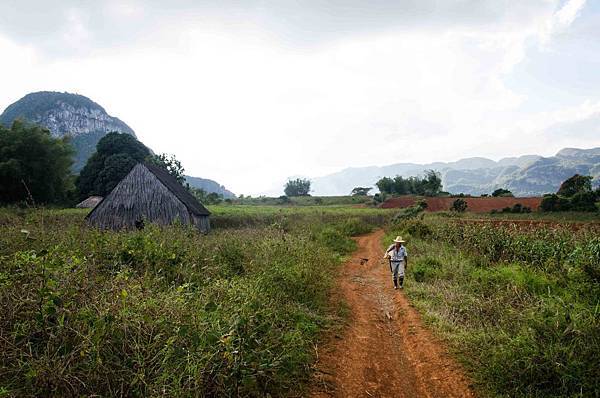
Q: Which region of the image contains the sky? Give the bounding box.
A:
[1,0,599,195]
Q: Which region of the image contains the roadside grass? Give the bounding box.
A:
[385,216,600,397]
[0,206,388,397]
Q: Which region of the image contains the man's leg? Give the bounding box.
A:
[392,262,399,289]
[398,262,405,288]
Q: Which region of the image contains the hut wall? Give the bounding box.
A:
[192,214,210,233]
[88,164,194,230]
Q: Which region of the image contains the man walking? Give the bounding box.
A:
[384,236,408,289]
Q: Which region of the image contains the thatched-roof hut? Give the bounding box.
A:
[86,163,210,232]
[76,196,103,209]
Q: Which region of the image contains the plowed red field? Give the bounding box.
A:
[381,196,542,212]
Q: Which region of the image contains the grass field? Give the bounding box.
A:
[0,205,391,397]
[2,204,598,397]
[387,213,600,397]
[230,195,373,207]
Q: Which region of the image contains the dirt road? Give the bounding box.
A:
[311,230,476,398]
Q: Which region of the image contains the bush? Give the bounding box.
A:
[411,257,442,282]
[494,204,532,214]
[450,199,468,212]
[405,220,432,239]
[570,191,598,212]
[540,194,571,212]
[392,204,425,222]
[492,188,513,197]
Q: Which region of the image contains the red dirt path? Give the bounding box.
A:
[310,230,476,398]
[382,196,542,212]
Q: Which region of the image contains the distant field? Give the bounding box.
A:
[382,195,543,212]
[465,210,600,223]
[231,195,372,206]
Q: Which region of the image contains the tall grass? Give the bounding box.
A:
[0,206,387,397]
[388,217,600,397]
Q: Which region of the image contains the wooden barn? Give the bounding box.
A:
[86,163,210,232]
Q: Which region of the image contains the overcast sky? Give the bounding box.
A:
[1,0,599,195]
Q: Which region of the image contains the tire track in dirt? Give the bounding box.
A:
[311,229,476,398]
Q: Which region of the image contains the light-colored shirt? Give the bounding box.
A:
[386,244,408,262]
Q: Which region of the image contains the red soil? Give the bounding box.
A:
[382,196,543,213]
[310,230,476,398]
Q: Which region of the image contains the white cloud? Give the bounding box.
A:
[539,0,587,43]
[0,0,597,195]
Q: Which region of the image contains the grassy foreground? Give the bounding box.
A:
[388,215,600,397]
[0,206,390,397]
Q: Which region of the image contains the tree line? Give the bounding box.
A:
[0,121,225,206]
[541,174,599,212]
[375,170,443,196]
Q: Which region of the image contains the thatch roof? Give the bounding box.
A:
[76,196,103,209]
[144,163,210,216]
[86,163,210,231]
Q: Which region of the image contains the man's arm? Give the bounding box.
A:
[383,244,394,259]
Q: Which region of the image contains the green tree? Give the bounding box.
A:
[351,187,372,196]
[541,175,598,212]
[147,153,185,184]
[492,188,513,197]
[284,178,311,196]
[190,187,223,205]
[557,174,593,198]
[0,120,74,204]
[422,170,442,196]
[450,198,468,212]
[540,194,571,212]
[76,132,150,199]
[570,191,598,212]
[375,170,442,196]
[375,177,395,195]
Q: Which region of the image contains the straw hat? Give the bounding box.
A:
[393,236,406,243]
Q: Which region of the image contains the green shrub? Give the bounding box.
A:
[411,257,442,282]
[338,217,372,236]
[540,194,571,212]
[313,227,355,255]
[570,191,598,212]
[392,204,425,221]
[450,198,468,212]
[405,220,432,239]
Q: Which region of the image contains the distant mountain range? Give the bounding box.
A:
[0,91,235,197]
[184,176,235,199]
[308,148,600,197]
